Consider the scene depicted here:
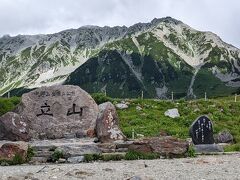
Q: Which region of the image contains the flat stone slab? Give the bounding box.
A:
[30,138,97,148]
[194,144,224,154]
[30,138,101,160]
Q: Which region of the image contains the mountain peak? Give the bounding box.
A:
[0,17,240,98]
[151,16,183,25]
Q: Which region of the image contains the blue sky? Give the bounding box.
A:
[0,0,239,48]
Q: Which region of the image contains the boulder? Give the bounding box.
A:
[0,85,99,140]
[164,108,180,118]
[115,103,128,110]
[96,102,126,143]
[128,140,152,153]
[0,112,30,141]
[0,141,28,162]
[216,130,233,143]
[149,137,188,156]
[129,137,188,157]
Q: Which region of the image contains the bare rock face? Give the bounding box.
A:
[0,141,28,162]
[0,85,99,140]
[0,112,30,141]
[96,102,126,143]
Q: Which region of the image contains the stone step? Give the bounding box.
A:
[31,145,57,152]
[34,150,53,158]
[29,157,48,164]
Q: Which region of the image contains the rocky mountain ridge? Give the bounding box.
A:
[0,17,240,98]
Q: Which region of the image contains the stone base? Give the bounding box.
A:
[194,144,224,154]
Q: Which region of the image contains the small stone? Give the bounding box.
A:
[50,176,58,179]
[115,103,128,109]
[164,108,180,118]
[67,156,85,163]
[128,176,142,180]
[136,133,144,138]
[58,158,66,163]
[136,106,142,111]
[1,161,9,166]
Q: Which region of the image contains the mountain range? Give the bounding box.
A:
[0,17,240,98]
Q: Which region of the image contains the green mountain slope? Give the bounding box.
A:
[1,17,240,98]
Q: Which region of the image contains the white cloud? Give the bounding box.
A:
[0,0,239,48]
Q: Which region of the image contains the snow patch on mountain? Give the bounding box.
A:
[132,36,145,55]
[152,24,210,68]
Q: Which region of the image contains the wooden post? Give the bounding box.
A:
[141,91,144,99]
[171,91,174,101]
[235,94,237,102]
[204,92,207,101]
[132,129,135,139]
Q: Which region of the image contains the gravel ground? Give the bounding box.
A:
[0,154,240,180]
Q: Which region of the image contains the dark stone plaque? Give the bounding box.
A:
[189,115,214,145]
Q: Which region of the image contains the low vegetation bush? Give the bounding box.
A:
[0,97,21,116]
[91,93,112,104]
[51,149,64,162]
[124,150,160,160]
[187,145,196,157]
[84,154,102,162]
[26,146,35,162]
[224,144,240,152]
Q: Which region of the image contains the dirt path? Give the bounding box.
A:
[0,154,239,180]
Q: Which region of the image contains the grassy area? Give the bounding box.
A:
[0,96,21,116]
[116,96,240,145]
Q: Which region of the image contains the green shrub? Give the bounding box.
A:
[26,146,35,162]
[102,154,125,161]
[51,149,64,162]
[124,150,159,160]
[91,93,112,104]
[0,153,26,165]
[12,154,24,165]
[84,154,102,162]
[0,97,21,116]
[187,145,196,157]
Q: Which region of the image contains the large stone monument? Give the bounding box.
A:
[189,116,224,153]
[0,85,99,140]
[189,115,214,145]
